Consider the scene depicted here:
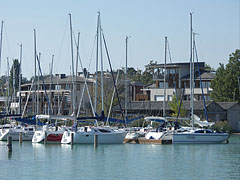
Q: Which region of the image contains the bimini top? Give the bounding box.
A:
[144,116,167,123]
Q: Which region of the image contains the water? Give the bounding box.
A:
[0,135,239,180]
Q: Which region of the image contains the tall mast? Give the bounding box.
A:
[76,32,80,79]
[69,13,75,116]
[0,21,3,76]
[190,13,194,129]
[33,29,37,114]
[49,55,54,115]
[18,44,22,114]
[163,36,167,117]
[7,58,9,114]
[125,36,128,122]
[94,12,100,113]
[100,21,104,114]
[37,53,40,114]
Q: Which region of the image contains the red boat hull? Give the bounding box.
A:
[47,133,63,142]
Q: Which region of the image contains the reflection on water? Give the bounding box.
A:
[0,135,239,180]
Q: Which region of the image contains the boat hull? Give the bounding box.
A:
[32,130,63,143]
[61,131,127,144]
[172,132,229,144]
[0,129,34,141]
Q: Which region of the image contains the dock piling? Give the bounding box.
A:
[19,132,23,143]
[94,134,98,147]
[7,136,12,152]
[71,132,74,146]
[44,132,47,145]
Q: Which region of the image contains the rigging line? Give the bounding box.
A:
[3,23,12,63]
[73,34,95,116]
[56,17,68,73]
[21,78,35,118]
[194,40,208,121]
[76,35,97,117]
[167,40,172,63]
[36,53,52,115]
[106,69,120,125]
[101,31,126,127]
[176,82,186,121]
[0,21,3,76]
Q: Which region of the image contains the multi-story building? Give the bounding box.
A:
[18,74,95,116]
[144,62,214,102]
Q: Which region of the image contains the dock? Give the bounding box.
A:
[123,137,172,144]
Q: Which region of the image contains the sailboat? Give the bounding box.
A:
[144,37,170,140]
[61,12,126,144]
[172,13,229,144]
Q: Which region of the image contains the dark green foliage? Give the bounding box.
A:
[211,49,240,102]
[9,59,21,90]
[211,121,233,133]
[169,94,187,118]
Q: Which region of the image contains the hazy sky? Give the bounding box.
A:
[0,0,239,78]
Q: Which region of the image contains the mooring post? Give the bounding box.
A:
[19,132,23,143]
[7,136,12,152]
[71,132,74,146]
[94,134,98,148]
[44,132,47,145]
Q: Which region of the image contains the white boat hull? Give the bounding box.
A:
[0,129,34,141]
[61,130,127,144]
[145,132,165,140]
[172,132,229,144]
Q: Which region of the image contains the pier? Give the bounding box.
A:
[123,137,172,144]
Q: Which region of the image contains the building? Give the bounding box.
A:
[18,74,95,116]
[144,62,214,102]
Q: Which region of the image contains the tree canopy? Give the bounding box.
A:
[210,49,240,102]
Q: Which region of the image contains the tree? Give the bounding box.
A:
[211,49,240,102]
[9,59,21,90]
[169,94,187,118]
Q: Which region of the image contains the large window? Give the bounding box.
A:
[159,82,168,89]
[154,95,164,101]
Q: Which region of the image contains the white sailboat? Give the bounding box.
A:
[32,114,71,143]
[0,124,35,141]
[61,12,126,144]
[62,126,126,144]
[172,13,229,144]
[144,37,169,140]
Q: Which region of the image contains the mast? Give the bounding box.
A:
[190,13,194,129]
[49,55,54,115]
[163,36,167,117]
[37,53,40,114]
[13,60,15,114]
[18,44,22,114]
[125,36,128,122]
[7,58,9,114]
[75,32,80,79]
[94,12,100,113]
[0,21,3,76]
[69,13,76,116]
[33,29,37,115]
[100,21,104,114]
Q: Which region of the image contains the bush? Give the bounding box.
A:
[211,121,233,133]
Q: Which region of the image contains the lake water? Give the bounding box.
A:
[0,135,239,180]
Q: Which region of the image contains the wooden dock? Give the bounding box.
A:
[123,137,172,144]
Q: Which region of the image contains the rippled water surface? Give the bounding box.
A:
[0,135,239,180]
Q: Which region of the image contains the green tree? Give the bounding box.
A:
[169,94,187,117]
[9,59,21,90]
[211,49,240,102]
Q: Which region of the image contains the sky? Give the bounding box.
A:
[0,0,239,79]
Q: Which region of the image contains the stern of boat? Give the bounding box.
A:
[61,131,72,144]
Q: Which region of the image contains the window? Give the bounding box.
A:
[154,95,164,101]
[168,95,172,101]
